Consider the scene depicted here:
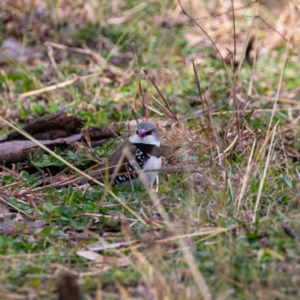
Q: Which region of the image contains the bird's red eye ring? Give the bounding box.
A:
[147,130,153,135]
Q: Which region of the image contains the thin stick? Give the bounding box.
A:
[143,70,178,122]
[46,44,65,80]
[151,95,177,119]
[192,61,215,142]
[0,196,32,218]
[177,0,225,65]
[132,43,149,120]
[255,15,300,52]
[17,76,79,99]
[44,41,107,64]
[253,123,278,222]
[236,138,256,210]
[231,0,240,141]
[247,20,258,97]
[194,1,258,20]
[158,224,239,243]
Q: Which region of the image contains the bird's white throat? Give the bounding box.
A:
[129,134,160,147]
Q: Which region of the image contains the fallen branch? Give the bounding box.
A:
[0,111,120,166]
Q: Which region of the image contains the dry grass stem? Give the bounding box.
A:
[236,138,256,210]
[253,123,278,222]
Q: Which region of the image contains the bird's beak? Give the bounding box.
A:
[138,129,146,137]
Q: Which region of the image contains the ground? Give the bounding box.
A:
[0,0,299,299]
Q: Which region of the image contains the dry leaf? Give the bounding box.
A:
[0,199,9,217]
[76,250,100,261]
[76,250,131,272]
[83,240,137,252]
[92,254,131,272]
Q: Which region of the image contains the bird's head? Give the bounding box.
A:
[129,121,160,146]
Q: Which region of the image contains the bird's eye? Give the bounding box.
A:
[147,130,153,135]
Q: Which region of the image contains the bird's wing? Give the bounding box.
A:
[106,140,134,169]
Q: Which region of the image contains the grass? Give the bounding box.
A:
[0,0,300,299]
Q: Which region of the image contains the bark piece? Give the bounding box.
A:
[2,110,84,142]
[0,112,120,166]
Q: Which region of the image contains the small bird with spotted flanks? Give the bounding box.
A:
[102,121,161,188]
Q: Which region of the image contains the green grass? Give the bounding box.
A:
[0,0,300,299]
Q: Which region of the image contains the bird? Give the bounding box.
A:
[97,121,161,188]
